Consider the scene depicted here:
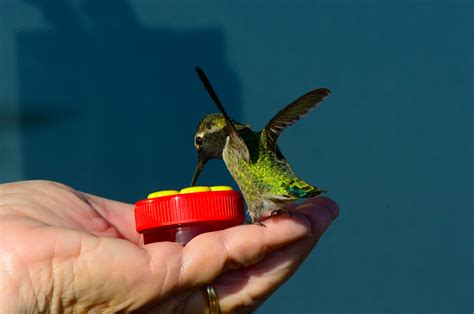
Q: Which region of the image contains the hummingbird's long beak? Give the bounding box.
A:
[191,156,206,186]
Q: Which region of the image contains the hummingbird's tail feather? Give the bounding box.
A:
[305,187,324,197]
[284,180,323,199]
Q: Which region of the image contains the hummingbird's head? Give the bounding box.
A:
[191,113,247,186]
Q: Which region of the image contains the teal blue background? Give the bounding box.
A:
[1,1,472,312]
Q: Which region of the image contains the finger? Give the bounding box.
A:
[208,197,339,312]
[215,233,322,312]
[286,196,338,219]
[294,196,339,237]
[168,197,338,291]
[171,211,313,289]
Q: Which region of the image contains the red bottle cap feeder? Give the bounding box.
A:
[134,186,245,245]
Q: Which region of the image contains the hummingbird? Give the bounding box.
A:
[191,67,331,223]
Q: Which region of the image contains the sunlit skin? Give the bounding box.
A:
[0,180,338,312]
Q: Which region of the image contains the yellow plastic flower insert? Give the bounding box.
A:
[147,190,179,199]
[147,186,234,199]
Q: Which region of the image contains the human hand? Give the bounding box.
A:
[0,180,338,313]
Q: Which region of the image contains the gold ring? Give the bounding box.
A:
[206,284,219,314]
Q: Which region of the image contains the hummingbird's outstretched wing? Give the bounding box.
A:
[195,67,250,162]
[264,88,331,152]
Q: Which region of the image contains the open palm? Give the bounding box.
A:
[0,180,338,313]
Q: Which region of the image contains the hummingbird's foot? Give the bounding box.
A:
[270,209,280,216]
[270,209,292,217]
[244,220,267,227]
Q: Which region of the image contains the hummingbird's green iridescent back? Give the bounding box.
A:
[223,127,322,220]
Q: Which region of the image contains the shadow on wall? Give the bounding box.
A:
[17,0,241,201]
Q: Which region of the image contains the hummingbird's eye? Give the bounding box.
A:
[195,136,203,146]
